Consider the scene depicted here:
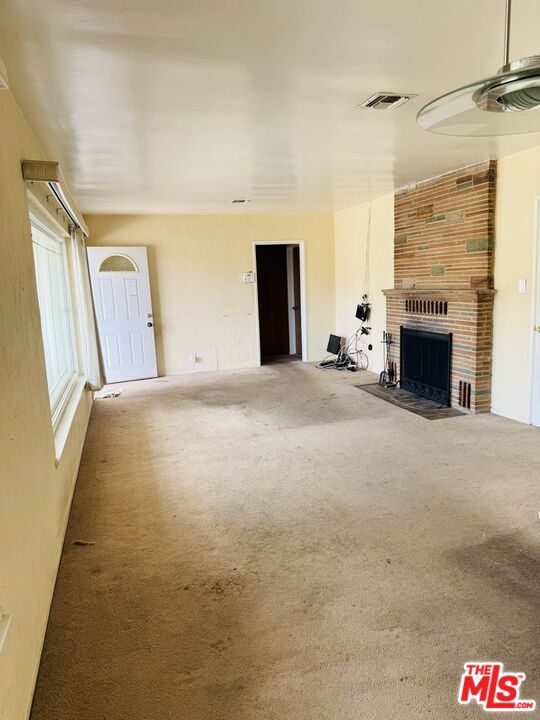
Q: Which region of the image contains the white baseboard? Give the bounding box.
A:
[490,407,531,425]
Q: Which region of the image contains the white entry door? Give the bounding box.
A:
[87,247,157,383]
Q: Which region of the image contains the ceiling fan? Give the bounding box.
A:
[417,0,540,136]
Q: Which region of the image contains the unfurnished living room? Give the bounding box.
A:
[3,1,540,719]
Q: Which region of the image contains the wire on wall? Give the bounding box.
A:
[317,200,374,373]
[364,202,372,297]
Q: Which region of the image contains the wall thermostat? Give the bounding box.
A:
[242,271,255,283]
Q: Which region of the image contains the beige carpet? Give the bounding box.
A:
[31,363,540,719]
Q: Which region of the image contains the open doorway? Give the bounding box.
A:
[254,242,306,365]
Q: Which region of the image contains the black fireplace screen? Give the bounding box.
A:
[400,326,452,406]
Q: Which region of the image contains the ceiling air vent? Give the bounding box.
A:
[358,92,413,110]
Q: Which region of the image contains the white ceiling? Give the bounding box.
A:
[2,0,540,214]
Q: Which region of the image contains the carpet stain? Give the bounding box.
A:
[29,363,540,720]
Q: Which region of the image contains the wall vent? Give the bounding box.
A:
[358,92,414,110]
[459,381,472,410]
[405,299,448,316]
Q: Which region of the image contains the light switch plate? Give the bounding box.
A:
[518,278,527,294]
[242,271,255,284]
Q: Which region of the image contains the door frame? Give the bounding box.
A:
[530,197,540,424]
[286,246,297,354]
[252,240,307,366]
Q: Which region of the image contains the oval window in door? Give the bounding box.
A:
[99,254,138,272]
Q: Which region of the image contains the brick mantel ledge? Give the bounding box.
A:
[382,288,496,302]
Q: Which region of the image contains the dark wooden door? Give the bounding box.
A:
[292,246,302,356]
[256,245,290,359]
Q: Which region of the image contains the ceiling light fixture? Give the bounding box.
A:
[417,0,540,136]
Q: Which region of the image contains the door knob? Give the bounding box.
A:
[535,326,540,333]
[147,322,153,327]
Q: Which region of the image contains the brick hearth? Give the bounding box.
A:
[384,160,496,413]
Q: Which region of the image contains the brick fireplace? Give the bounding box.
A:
[383,161,496,413]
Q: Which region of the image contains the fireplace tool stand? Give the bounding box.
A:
[379,331,397,388]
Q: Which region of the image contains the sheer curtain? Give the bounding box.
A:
[72,229,104,390]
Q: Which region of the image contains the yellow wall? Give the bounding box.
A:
[492,146,540,423]
[0,93,92,720]
[86,214,335,374]
[334,194,394,374]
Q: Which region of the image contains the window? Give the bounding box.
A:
[99,254,137,272]
[31,214,79,429]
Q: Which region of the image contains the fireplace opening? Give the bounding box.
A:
[400,326,452,406]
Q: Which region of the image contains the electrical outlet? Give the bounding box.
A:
[191,352,198,368]
[0,612,12,655]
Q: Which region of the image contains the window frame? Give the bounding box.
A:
[29,207,82,432]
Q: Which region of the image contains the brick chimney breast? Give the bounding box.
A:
[385,161,496,413]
